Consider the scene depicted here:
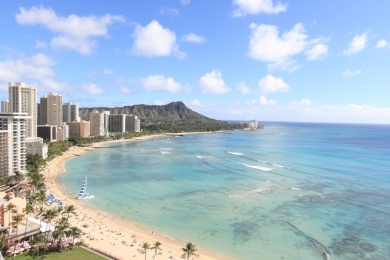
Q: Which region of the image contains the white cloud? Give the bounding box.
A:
[232,0,287,17]
[248,96,276,105]
[376,39,388,48]
[199,70,230,94]
[258,74,290,93]
[290,99,312,105]
[248,23,307,70]
[82,84,104,95]
[119,86,131,94]
[237,82,251,94]
[154,100,166,105]
[160,7,179,16]
[0,53,68,92]
[16,6,124,55]
[181,33,207,44]
[306,43,328,60]
[140,75,182,92]
[342,69,362,77]
[180,0,191,5]
[188,99,203,106]
[131,20,185,58]
[35,40,47,49]
[343,33,368,56]
[103,69,115,75]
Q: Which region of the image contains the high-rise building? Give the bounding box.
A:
[0,113,30,178]
[37,125,57,142]
[63,102,80,122]
[8,82,37,137]
[90,111,104,136]
[68,121,90,137]
[108,114,126,133]
[38,96,47,125]
[47,93,62,126]
[63,102,71,123]
[125,114,141,132]
[25,137,48,159]
[71,104,80,122]
[1,100,9,113]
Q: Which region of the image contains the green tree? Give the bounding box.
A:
[30,234,46,259]
[62,205,76,222]
[69,226,82,246]
[141,242,151,260]
[11,213,25,260]
[53,217,69,251]
[42,209,56,255]
[151,241,162,260]
[5,203,16,248]
[181,242,197,260]
[23,204,34,241]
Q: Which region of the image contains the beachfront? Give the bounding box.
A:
[44,134,231,260]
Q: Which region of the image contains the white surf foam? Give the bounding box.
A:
[197,155,212,159]
[160,148,173,150]
[251,189,263,192]
[160,151,171,155]
[266,180,271,183]
[228,151,245,156]
[240,163,272,172]
[291,187,301,190]
[272,163,286,168]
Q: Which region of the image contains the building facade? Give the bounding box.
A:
[56,123,69,141]
[1,100,9,113]
[46,93,62,126]
[37,125,57,142]
[8,82,37,137]
[0,113,30,178]
[125,114,141,132]
[38,96,47,125]
[71,104,80,122]
[25,137,48,159]
[68,121,90,137]
[108,114,126,133]
[90,111,105,136]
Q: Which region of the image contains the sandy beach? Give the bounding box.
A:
[44,134,231,260]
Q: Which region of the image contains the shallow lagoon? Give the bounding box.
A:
[63,122,390,259]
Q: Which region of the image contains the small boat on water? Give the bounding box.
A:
[78,176,95,200]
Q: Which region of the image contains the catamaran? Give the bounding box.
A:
[77,176,95,200]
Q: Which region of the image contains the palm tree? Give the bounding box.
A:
[5,203,16,248]
[62,205,76,222]
[42,209,56,255]
[30,234,46,258]
[141,242,151,260]
[23,204,34,241]
[35,206,45,232]
[181,242,197,260]
[151,241,162,260]
[69,227,82,246]
[11,213,25,260]
[53,217,69,251]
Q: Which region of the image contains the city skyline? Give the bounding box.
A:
[1,1,390,124]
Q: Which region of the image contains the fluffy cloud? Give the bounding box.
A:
[306,43,328,60]
[16,6,124,55]
[0,53,68,92]
[258,74,290,93]
[180,0,191,5]
[290,99,312,105]
[232,0,287,17]
[376,39,388,48]
[199,70,230,94]
[131,20,184,58]
[140,75,182,92]
[343,33,368,56]
[103,69,115,75]
[82,84,104,95]
[181,33,207,44]
[237,82,251,94]
[248,96,276,105]
[35,40,47,49]
[342,69,362,77]
[154,100,166,105]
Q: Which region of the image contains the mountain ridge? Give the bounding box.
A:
[79,101,213,121]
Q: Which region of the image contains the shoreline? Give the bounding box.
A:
[45,133,232,260]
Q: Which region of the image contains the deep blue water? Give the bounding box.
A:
[63,122,390,259]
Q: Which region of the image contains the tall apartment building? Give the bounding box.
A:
[0,113,30,178]
[38,96,47,125]
[1,100,9,113]
[25,137,48,159]
[47,93,62,126]
[8,82,37,137]
[63,102,80,122]
[125,114,141,132]
[68,121,90,137]
[37,125,57,142]
[90,111,104,136]
[108,114,126,133]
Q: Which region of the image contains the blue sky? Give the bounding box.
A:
[1,0,389,123]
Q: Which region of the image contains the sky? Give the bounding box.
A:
[0,0,390,124]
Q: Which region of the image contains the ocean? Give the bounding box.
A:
[62,122,390,259]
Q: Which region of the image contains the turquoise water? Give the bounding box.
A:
[63,122,390,259]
